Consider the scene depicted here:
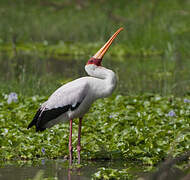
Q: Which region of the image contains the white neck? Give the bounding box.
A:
[85,64,117,98]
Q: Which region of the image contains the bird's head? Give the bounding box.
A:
[86,27,124,68]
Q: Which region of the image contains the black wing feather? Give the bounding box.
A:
[36,105,70,131]
[27,102,81,132]
[27,82,88,132]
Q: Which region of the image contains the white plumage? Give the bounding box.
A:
[28,64,116,130]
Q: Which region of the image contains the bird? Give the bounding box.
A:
[27,27,124,165]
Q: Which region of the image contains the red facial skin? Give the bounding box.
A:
[87,57,102,66]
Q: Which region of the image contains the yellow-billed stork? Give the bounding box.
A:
[27,27,124,164]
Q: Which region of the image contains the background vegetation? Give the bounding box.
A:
[0,0,190,96]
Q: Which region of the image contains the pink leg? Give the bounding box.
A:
[69,119,73,166]
[77,117,82,164]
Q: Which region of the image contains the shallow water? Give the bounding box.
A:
[0,159,141,180]
[1,159,188,180]
[0,54,189,96]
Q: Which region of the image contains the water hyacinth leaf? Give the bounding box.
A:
[0,92,189,178]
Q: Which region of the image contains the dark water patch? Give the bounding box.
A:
[0,52,189,96]
[0,157,189,180]
[0,159,143,180]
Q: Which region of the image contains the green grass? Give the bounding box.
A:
[0,0,189,57]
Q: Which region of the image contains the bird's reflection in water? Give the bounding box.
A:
[68,167,81,180]
[68,168,71,180]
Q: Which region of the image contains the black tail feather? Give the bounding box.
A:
[27,108,42,130]
[28,103,79,132]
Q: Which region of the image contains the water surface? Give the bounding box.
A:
[0,159,143,180]
[0,54,189,96]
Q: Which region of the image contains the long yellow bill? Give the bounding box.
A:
[93,27,124,59]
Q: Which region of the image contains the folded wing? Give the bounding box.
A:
[27,81,89,131]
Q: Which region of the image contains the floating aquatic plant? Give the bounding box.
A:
[168,110,176,117]
[7,92,18,104]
